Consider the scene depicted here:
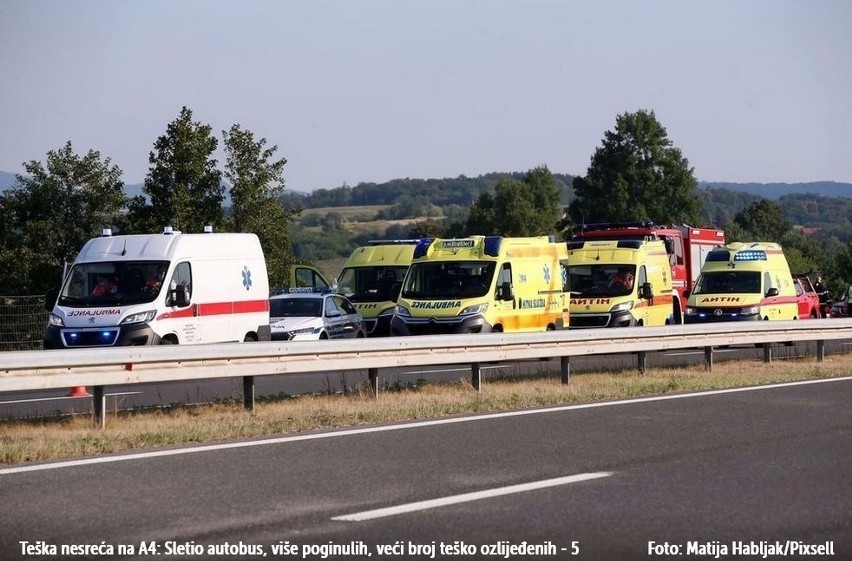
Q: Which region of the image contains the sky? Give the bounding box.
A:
[1,1,851,192]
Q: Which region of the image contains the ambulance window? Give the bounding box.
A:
[499,264,512,286]
[171,262,192,296]
[638,266,648,286]
[295,267,329,289]
[665,236,684,266]
[763,271,772,292]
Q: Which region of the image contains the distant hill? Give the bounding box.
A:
[1,168,849,202]
[700,181,850,199]
[0,170,18,189]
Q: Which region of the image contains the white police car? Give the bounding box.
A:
[269,291,366,341]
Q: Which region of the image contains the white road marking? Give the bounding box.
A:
[331,472,613,522]
[2,376,851,476]
[0,392,143,405]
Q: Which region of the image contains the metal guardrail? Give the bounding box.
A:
[2,320,851,427]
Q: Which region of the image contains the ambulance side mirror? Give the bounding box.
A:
[44,288,58,311]
[639,282,654,300]
[765,287,779,298]
[171,284,190,308]
[498,281,514,301]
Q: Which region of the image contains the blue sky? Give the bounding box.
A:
[1,1,850,192]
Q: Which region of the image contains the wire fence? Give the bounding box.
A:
[0,295,47,351]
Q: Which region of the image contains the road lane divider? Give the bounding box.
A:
[331,472,613,522]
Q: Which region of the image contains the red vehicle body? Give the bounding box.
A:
[572,221,725,324]
[793,275,821,319]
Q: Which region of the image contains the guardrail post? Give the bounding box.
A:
[763,344,772,364]
[471,363,481,391]
[817,340,825,363]
[560,356,570,384]
[637,352,647,374]
[243,376,255,411]
[704,347,714,371]
[368,368,379,398]
[92,386,106,429]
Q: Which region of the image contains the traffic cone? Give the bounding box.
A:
[69,386,91,398]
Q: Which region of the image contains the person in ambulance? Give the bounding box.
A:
[92,274,117,297]
[145,264,169,294]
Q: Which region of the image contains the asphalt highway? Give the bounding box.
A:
[2,376,851,560]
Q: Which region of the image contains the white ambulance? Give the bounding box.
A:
[43,228,271,347]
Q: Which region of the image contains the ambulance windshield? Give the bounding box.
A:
[692,271,761,294]
[337,266,408,303]
[568,265,636,297]
[57,261,170,307]
[401,261,496,299]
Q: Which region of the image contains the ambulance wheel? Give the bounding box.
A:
[356,330,365,338]
[159,336,176,345]
[244,333,258,342]
[319,332,329,340]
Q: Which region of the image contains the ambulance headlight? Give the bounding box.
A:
[395,305,411,317]
[685,307,698,316]
[121,310,156,325]
[378,307,395,317]
[459,303,488,316]
[610,301,634,313]
[48,314,65,327]
[740,306,760,315]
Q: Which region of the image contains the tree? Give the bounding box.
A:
[567,109,701,228]
[465,166,562,236]
[731,199,792,242]
[132,106,223,233]
[727,199,822,277]
[222,124,297,286]
[2,142,125,293]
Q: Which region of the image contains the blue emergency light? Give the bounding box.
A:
[733,250,767,261]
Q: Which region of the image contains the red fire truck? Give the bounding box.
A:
[571,221,725,324]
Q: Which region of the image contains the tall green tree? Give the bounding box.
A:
[222,124,297,287]
[465,166,562,236]
[132,106,223,233]
[567,109,701,228]
[2,142,125,292]
[730,199,792,242]
[727,199,820,276]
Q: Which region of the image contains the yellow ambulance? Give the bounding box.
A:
[336,239,422,336]
[566,240,675,328]
[391,236,569,335]
[684,242,798,323]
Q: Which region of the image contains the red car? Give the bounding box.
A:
[793,275,821,319]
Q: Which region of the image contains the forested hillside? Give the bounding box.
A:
[281,172,577,209]
[287,174,852,274]
[702,181,850,199]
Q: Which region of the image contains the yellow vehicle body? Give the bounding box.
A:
[685,242,798,323]
[391,236,569,335]
[567,240,675,328]
[336,240,420,336]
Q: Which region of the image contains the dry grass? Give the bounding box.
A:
[1,356,849,466]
